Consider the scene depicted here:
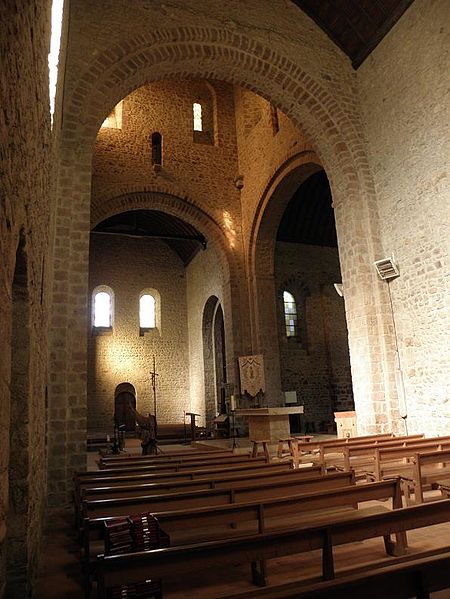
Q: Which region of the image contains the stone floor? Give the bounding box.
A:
[35,439,450,598]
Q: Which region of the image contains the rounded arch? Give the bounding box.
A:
[114,382,136,398]
[65,27,370,191]
[250,152,323,277]
[114,383,137,432]
[202,295,226,428]
[91,190,234,283]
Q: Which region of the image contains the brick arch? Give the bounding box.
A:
[66,28,371,190]
[92,191,234,282]
[250,151,322,277]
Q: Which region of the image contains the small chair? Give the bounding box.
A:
[251,439,271,461]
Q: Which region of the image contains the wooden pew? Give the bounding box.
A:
[83,470,356,522]
[99,448,234,467]
[74,461,296,526]
[98,452,257,470]
[82,464,325,503]
[89,478,401,596]
[82,470,356,570]
[95,494,450,598]
[409,448,450,503]
[370,438,450,482]
[223,548,450,598]
[97,453,268,473]
[315,434,425,469]
[336,434,443,474]
[296,432,398,456]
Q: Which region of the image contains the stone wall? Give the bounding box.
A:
[0,1,53,596]
[357,0,450,435]
[233,88,313,251]
[275,242,354,429]
[92,79,241,225]
[88,234,190,429]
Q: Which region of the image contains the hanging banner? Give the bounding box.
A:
[238,354,265,397]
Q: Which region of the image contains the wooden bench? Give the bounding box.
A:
[82,470,356,572]
[314,434,426,469]
[83,470,356,525]
[74,461,296,526]
[223,546,450,598]
[335,434,444,475]
[295,432,398,456]
[98,451,256,470]
[81,464,325,504]
[251,439,271,461]
[99,448,234,467]
[369,438,450,483]
[95,489,450,598]
[407,448,450,503]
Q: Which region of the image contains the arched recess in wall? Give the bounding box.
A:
[202,296,227,429]
[247,153,322,404]
[114,383,136,432]
[6,232,31,596]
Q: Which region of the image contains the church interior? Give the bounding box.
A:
[1,0,449,597]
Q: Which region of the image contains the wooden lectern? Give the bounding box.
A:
[185,412,200,443]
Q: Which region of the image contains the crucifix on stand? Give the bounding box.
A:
[150,355,159,419]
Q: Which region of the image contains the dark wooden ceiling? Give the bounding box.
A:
[92,210,206,265]
[277,169,337,248]
[291,0,415,68]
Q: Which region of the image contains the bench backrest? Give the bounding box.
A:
[82,465,325,502]
[83,470,356,520]
[99,451,246,469]
[96,485,450,599]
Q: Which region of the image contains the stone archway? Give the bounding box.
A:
[49,25,400,503]
[114,383,137,432]
[202,296,227,428]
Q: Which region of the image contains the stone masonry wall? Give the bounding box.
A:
[88,235,190,430]
[186,245,229,427]
[0,0,53,596]
[233,88,313,258]
[275,242,354,429]
[51,0,433,502]
[357,0,450,435]
[92,79,242,226]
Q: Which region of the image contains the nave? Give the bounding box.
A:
[37,433,450,598]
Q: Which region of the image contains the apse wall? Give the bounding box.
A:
[357,0,450,434]
[275,242,354,429]
[87,235,190,430]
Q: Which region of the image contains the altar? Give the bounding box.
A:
[235,407,304,442]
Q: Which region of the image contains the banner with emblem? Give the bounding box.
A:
[238,354,265,397]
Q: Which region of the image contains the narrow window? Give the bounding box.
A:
[283,291,297,337]
[193,102,203,132]
[48,0,65,125]
[270,105,279,134]
[140,294,156,329]
[151,132,162,166]
[93,290,112,327]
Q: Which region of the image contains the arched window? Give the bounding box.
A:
[93,287,113,328]
[193,102,203,131]
[151,132,162,167]
[140,293,156,329]
[283,291,297,337]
